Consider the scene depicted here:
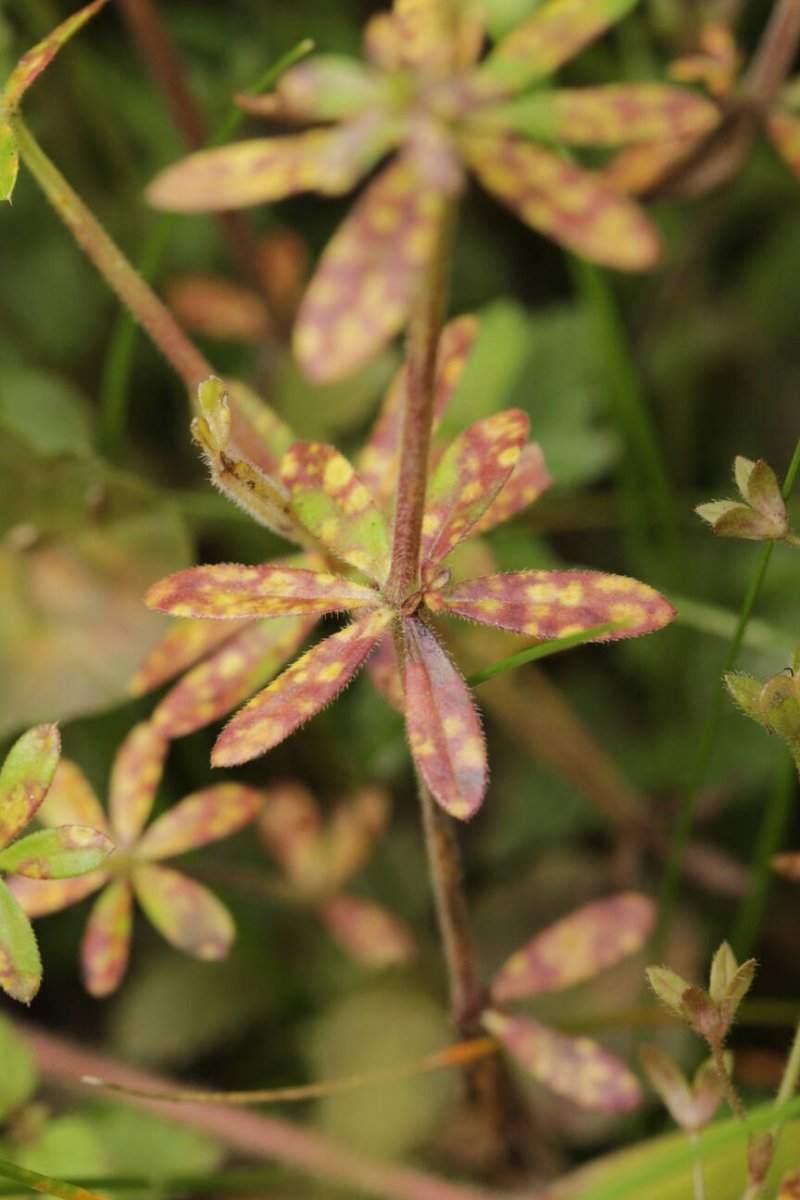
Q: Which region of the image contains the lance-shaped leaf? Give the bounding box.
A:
[147,115,395,212]
[108,723,168,849]
[133,864,235,961]
[212,609,393,766]
[462,133,660,270]
[151,616,315,739]
[146,563,377,620]
[491,892,654,1005]
[0,879,41,1003]
[9,872,106,920]
[481,85,718,145]
[471,443,552,535]
[129,619,239,697]
[357,314,480,510]
[767,109,800,179]
[259,784,327,897]
[604,134,706,196]
[483,1009,642,1113]
[325,788,388,883]
[0,725,60,850]
[81,878,133,998]
[136,784,263,861]
[0,123,18,203]
[427,569,676,641]
[294,156,448,383]
[28,761,108,834]
[402,617,487,820]
[241,56,381,122]
[421,409,530,576]
[480,0,638,92]
[318,893,415,967]
[3,0,107,109]
[281,445,391,582]
[0,827,112,880]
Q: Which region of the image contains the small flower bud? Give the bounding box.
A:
[695,455,790,542]
[708,941,738,1005]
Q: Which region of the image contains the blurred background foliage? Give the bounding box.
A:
[1,0,800,1195]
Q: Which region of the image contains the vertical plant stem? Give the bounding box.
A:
[745,0,800,108]
[656,434,800,950]
[731,753,795,957]
[711,1043,749,1126]
[688,1132,706,1200]
[384,206,455,606]
[418,779,484,1032]
[116,0,273,300]
[12,115,212,392]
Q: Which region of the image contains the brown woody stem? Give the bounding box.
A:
[384,205,455,607]
[12,114,212,392]
[745,0,800,108]
[116,0,279,315]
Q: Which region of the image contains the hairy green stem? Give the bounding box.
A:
[656,434,800,949]
[12,115,212,392]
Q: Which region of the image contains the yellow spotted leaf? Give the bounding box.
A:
[462,132,660,270]
[293,155,448,383]
[145,563,377,620]
[147,116,395,213]
[483,1009,643,1113]
[481,0,639,92]
[151,616,315,740]
[491,892,655,1004]
[426,569,676,641]
[401,616,487,821]
[133,863,235,961]
[212,609,393,767]
[108,723,168,850]
[281,444,391,583]
[81,878,133,998]
[420,409,530,577]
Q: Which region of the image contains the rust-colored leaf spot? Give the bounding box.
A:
[401,617,487,820]
[281,444,391,582]
[293,156,448,383]
[427,569,676,641]
[483,1009,643,1113]
[212,609,393,767]
[145,563,376,620]
[152,616,315,740]
[491,892,655,1004]
[421,409,530,577]
[462,132,661,270]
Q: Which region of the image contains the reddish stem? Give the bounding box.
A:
[745,0,800,108]
[384,206,455,607]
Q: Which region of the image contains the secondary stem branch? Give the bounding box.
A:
[12,115,211,393]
